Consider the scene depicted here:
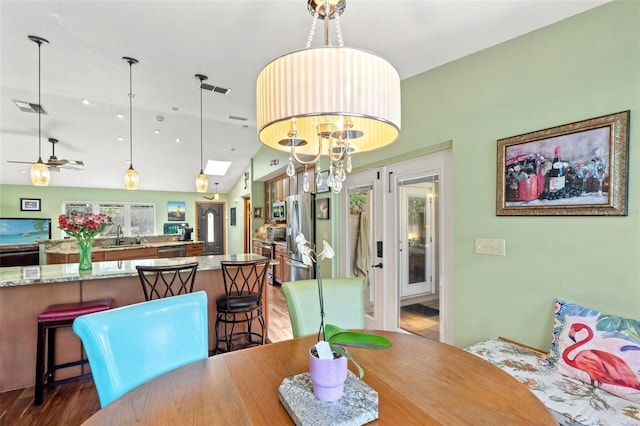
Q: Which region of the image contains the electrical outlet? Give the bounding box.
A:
[474,238,506,256]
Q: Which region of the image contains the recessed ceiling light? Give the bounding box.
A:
[204,160,232,176]
[175,138,182,143]
[82,99,91,105]
[154,129,161,134]
[171,107,179,111]
[156,115,164,122]
[116,113,124,119]
[117,136,124,141]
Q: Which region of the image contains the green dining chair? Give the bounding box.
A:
[72,291,209,408]
[281,277,364,338]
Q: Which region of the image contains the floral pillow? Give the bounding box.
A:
[547,299,640,403]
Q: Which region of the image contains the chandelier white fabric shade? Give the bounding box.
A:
[256,46,401,156]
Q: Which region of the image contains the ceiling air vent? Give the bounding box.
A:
[13,100,47,114]
[228,115,248,121]
[200,82,230,95]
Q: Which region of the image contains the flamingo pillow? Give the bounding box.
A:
[547,299,640,403]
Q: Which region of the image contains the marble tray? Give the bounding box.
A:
[278,371,378,426]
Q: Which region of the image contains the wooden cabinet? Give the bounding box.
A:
[104,247,157,261]
[46,242,204,264]
[186,242,204,257]
[252,240,262,255]
[273,244,287,284]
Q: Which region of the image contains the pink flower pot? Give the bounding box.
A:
[308,345,348,402]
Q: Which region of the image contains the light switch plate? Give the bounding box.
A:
[474,238,506,256]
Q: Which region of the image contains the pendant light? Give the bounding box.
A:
[256,0,401,194]
[28,35,51,186]
[123,57,139,190]
[194,74,209,193]
[214,182,219,200]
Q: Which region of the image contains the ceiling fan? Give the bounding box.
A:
[7,138,85,171]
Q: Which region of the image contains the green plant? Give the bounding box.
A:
[296,233,392,378]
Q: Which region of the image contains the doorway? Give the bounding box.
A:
[196,202,225,255]
[340,149,452,342]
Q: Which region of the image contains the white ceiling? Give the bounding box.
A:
[0,0,609,193]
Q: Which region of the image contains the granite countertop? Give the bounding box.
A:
[254,238,287,247]
[0,253,275,288]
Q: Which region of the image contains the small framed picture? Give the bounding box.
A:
[20,198,41,211]
[253,207,263,219]
[316,170,330,193]
[316,198,330,220]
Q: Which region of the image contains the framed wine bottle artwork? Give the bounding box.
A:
[496,110,629,216]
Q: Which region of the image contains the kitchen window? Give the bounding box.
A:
[61,202,156,237]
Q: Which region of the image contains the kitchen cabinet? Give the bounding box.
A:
[252,240,262,255]
[46,242,203,264]
[104,247,157,261]
[273,244,287,284]
[185,242,204,257]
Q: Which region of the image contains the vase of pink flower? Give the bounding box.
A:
[58,213,112,270]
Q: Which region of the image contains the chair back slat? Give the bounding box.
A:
[136,262,199,301]
[220,259,270,306]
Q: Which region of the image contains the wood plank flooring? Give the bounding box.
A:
[0,285,438,425]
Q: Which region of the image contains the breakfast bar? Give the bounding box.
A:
[0,253,271,392]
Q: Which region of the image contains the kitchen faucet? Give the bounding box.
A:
[115,225,123,245]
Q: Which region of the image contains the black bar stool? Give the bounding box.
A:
[214,259,270,354]
[34,298,113,405]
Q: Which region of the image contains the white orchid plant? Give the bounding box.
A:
[295,233,392,378]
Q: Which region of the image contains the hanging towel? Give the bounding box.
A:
[354,211,370,281]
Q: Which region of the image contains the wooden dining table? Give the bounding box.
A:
[83,331,556,425]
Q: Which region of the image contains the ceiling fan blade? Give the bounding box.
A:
[6,160,35,165]
[59,165,83,171]
[67,160,85,166]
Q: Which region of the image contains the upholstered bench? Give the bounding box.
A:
[465,338,640,425]
[464,299,640,426]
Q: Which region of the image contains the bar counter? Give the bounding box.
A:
[0,254,271,392]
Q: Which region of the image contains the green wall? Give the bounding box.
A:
[2,1,637,350]
[358,0,640,348]
[0,184,228,240]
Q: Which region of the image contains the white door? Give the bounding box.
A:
[339,168,385,331]
[340,150,452,342]
[399,183,436,297]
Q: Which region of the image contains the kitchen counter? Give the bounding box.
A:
[0,253,276,391]
[0,253,268,288]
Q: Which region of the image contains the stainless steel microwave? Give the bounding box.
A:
[272,202,286,221]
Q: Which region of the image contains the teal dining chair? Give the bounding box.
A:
[72,291,209,408]
[281,277,364,338]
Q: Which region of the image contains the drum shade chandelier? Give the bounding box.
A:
[195,74,209,193]
[123,57,139,190]
[29,35,51,186]
[256,0,401,193]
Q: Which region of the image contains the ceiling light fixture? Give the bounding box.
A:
[214,182,220,200]
[123,56,139,190]
[195,74,209,193]
[256,0,401,194]
[28,35,51,186]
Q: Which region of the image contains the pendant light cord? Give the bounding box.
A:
[200,81,203,171]
[37,40,42,160]
[128,61,133,166]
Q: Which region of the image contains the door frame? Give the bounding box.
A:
[339,149,453,343]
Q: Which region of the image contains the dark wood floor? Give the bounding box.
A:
[0,284,436,425]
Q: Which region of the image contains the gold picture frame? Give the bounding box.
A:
[496,110,629,216]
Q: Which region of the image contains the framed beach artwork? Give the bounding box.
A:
[167,201,186,221]
[20,198,41,211]
[496,110,629,216]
